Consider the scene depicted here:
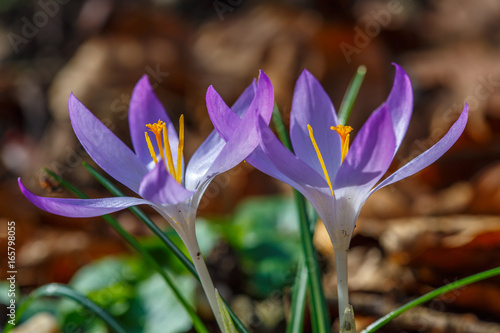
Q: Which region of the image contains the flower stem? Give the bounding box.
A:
[183,237,225,331]
[81,163,248,332]
[334,246,355,333]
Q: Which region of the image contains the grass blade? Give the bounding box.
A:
[286,259,308,333]
[338,65,367,125]
[361,267,500,332]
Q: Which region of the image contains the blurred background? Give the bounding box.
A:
[1,0,500,332]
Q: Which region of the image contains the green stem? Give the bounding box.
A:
[361,266,500,333]
[338,65,367,126]
[43,168,209,333]
[2,284,126,333]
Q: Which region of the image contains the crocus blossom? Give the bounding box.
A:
[19,72,274,329]
[20,72,272,238]
[208,64,469,327]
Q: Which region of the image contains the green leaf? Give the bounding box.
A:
[2,284,127,333]
[216,196,301,297]
[70,257,142,293]
[69,257,197,333]
[138,273,196,333]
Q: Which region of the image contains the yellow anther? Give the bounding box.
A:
[145,132,158,164]
[308,124,334,197]
[331,124,353,163]
[176,115,184,184]
[147,120,167,170]
[145,117,185,184]
[161,122,177,180]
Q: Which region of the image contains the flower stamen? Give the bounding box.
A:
[146,120,167,171]
[145,117,184,184]
[145,132,158,164]
[176,115,184,183]
[308,124,334,197]
[161,122,177,180]
[331,124,353,163]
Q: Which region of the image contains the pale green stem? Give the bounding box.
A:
[334,246,355,332]
[180,220,225,331]
[185,239,224,330]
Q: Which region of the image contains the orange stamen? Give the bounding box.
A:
[161,122,177,180]
[331,124,353,163]
[145,118,185,184]
[175,115,184,183]
[147,120,167,172]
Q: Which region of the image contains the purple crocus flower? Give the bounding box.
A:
[19,72,274,329]
[208,64,469,328]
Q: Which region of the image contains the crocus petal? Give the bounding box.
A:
[335,105,396,191]
[203,99,266,180]
[184,129,225,191]
[138,162,194,204]
[250,144,336,227]
[248,71,274,124]
[248,123,336,228]
[321,188,359,248]
[192,71,274,188]
[207,71,274,141]
[290,69,342,179]
[128,75,179,166]
[372,103,469,193]
[69,94,148,193]
[185,80,258,190]
[385,63,413,153]
[19,178,149,218]
[251,119,328,191]
[206,85,238,141]
[231,79,257,117]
